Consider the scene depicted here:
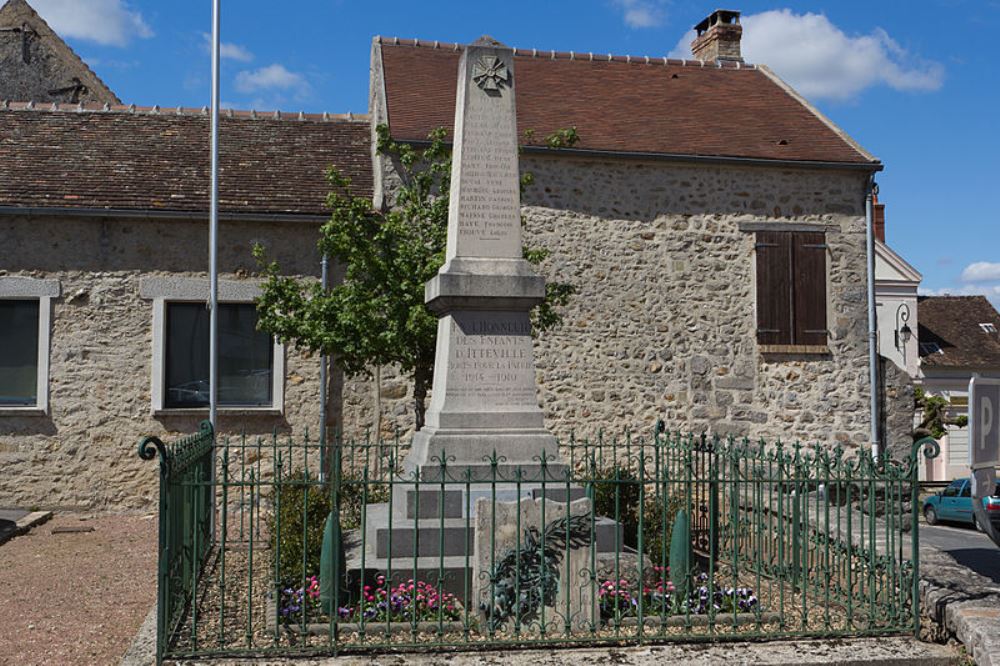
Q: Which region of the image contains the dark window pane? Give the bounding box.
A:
[165,303,272,408]
[0,300,40,406]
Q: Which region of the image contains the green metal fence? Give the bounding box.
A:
[138,423,938,664]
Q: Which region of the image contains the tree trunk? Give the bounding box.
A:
[413,366,430,431]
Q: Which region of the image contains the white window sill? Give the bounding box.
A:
[152,407,283,417]
[0,407,47,417]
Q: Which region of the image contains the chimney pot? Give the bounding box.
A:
[691,9,743,62]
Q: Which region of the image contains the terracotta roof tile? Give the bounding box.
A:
[0,105,371,217]
[918,296,1000,369]
[377,39,876,165]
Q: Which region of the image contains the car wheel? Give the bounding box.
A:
[973,514,985,532]
[924,505,939,526]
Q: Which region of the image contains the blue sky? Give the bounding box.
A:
[26,0,1000,306]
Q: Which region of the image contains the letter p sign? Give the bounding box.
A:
[969,377,1000,470]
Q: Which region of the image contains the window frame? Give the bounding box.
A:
[0,277,59,416]
[141,277,285,416]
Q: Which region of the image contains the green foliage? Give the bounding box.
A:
[253,123,576,427]
[914,387,968,440]
[588,466,685,563]
[642,493,686,569]
[269,474,332,587]
[544,126,580,149]
[268,471,389,586]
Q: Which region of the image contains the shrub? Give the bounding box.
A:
[589,466,685,562]
[268,471,391,587]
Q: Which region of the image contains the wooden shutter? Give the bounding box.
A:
[792,231,827,346]
[755,231,792,345]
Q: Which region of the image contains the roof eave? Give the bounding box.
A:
[0,205,328,223]
[397,137,883,171]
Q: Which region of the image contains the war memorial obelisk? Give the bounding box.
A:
[403,36,565,483]
[353,38,588,596]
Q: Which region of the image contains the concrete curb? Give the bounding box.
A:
[920,545,1000,666]
[0,510,53,546]
[119,604,156,666]
[166,637,959,666]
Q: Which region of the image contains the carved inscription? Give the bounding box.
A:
[455,54,520,257]
[446,315,537,408]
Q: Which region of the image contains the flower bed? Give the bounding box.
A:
[599,569,759,621]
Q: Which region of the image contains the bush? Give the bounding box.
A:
[268,471,391,587]
[589,466,685,563]
[269,474,333,587]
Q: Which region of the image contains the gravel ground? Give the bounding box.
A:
[0,513,157,666]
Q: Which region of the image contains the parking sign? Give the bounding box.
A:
[969,376,1000,470]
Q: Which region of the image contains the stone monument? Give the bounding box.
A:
[403,35,564,483]
[349,37,620,603]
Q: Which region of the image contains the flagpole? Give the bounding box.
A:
[209,0,221,534]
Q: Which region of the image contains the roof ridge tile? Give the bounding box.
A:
[374,35,758,70]
[0,101,369,123]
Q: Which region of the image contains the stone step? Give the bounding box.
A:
[364,503,624,559]
[389,483,589,520]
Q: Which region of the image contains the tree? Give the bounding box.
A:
[912,387,968,441]
[253,124,575,432]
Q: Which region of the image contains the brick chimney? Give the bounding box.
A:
[872,194,886,243]
[691,9,743,62]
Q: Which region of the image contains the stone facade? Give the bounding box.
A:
[0,214,332,510]
[0,0,120,104]
[367,150,876,449]
[0,153,882,511]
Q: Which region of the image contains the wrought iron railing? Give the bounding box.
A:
[138,424,937,664]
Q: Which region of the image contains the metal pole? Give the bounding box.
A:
[865,178,880,461]
[208,0,221,533]
[319,254,329,482]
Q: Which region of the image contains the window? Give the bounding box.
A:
[0,278,58,414]
[0,300,40,406]
[960,482,972,498]
[141,276,284,414]
[942,479,962,497]
[165,303,274,408]
[755,231,827,346]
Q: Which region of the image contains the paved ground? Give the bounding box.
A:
[0,513,157,666]
[0,508,29,544]
[921,522,1000,585]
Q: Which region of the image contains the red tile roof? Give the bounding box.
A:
[918,296,1000,369]
[0,103,372,217]
[377,38,877,166]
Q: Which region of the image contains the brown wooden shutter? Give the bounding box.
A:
[755,231,792,345]
[792,231,827,346]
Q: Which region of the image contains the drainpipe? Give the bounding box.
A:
[866,178,880,462]
[319,253,329,481]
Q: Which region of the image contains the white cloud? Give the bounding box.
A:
[234,64,308,95]
[669,9,944,102]
[961,261,1000,283]
[201,33,254,62]
[613,0,667,29]
[31,0,153,47]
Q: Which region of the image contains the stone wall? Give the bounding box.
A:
[0,214,336,510]
[0,152,880,511]
[367,151,876,449]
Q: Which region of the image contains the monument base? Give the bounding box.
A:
[405,426,564,482]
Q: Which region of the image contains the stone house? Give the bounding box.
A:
[371,14,888,447]
[0,0,118,104]
[2,7,901,511]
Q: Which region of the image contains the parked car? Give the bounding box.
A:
[923,477,1000,531]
